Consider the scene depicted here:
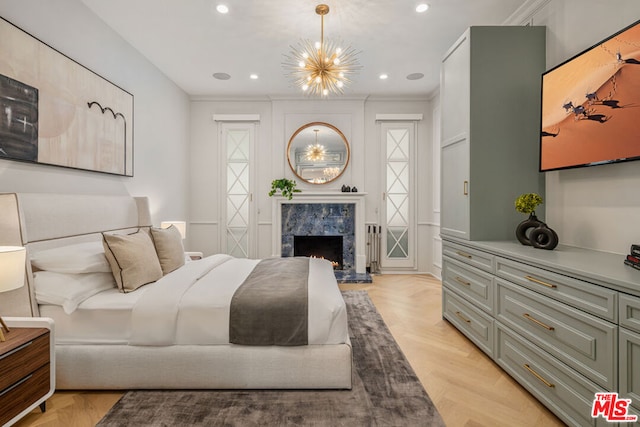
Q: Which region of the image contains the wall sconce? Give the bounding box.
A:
[160,221,186,239]
[0,246,26,341]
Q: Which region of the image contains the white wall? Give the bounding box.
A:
[506,0,640,254]
[0,0,190,229]
[189,99,273,258]
[189,97,434,273]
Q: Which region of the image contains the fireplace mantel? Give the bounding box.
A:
[272,192,367,273]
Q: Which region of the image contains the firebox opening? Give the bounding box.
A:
[294,235,344,270]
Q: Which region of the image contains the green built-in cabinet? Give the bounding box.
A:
[440,26,546,241]
[440,24,640,426]
[442,237,640,426]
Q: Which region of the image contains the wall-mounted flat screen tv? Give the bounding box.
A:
[540,19,640,172]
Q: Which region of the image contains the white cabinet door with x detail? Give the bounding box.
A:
[220,122,256,258]
[380,122,416,269]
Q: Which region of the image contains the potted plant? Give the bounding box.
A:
[268,178,301,200]
[514,192,543,217]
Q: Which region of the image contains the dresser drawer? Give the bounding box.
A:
[442,240,494,273]
[495,256,617,322]
[620,294,640,334]
[496,279,617,390]
[619,327,640,405]
[443,256,495,314]
[443,288,494,357]
[0,363,50,427]
[496,324,608,427]
[0,331,49,392]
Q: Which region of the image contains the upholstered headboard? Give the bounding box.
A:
[0,193,152,316]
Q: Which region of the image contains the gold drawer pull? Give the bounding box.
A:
[456,250,472,259]
[524,275,557,289]
[455,311,471,324]
[454,276,471,286]
[523,313,555,331]
[523,364,555,388]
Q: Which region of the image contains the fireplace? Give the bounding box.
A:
[294,235,344,269]
[281,203,355,271]
[273,193,367,274]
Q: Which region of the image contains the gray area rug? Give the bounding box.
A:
[97,290,445,426]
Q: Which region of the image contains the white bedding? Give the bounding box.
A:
[39,287,144,344]
[41,255,349,346]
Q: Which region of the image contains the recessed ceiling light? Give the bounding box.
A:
[250,74,258,80]
[416,3,429,13]
[213,72,231,80]
[216,4,229,14]
[406,73,424,80]
[379,74,389,80]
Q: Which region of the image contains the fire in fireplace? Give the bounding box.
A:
[294,235,344,269]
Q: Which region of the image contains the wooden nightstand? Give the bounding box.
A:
[0,318,55,427]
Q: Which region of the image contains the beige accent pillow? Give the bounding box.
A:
[102,230,163,293]
[150,225,186,275]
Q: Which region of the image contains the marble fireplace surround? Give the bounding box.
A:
[272,192,366,274]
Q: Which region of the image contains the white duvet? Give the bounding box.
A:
[128,255,349,346]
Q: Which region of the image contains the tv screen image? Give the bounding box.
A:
[540,19,640,172]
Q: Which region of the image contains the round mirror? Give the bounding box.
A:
[287,122,350,185]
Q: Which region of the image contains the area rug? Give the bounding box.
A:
[97,291,445,426]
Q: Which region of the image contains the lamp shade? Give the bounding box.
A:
[0,246,26,293]
[160,221,186,239]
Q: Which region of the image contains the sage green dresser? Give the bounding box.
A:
[442,237,640,426]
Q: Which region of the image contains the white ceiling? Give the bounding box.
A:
[81,0,528,98]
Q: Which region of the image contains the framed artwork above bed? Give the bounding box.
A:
[0,16,134,176]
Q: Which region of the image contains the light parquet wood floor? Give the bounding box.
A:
[15,274,565,427]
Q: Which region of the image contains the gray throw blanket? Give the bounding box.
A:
[229,257,309,346]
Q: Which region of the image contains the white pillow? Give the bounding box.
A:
[34,271,116,314]
[31,241,111,274]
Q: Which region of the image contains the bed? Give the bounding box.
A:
[0,193,352,390]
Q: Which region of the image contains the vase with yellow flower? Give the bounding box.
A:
[514,193,544,246]
[514,193,558,249]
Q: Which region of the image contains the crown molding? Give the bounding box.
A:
[503,0,552,25]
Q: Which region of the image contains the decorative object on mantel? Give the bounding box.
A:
[282,4,361,96]
[351,186,357,193]
[341,185,350,192]
[268,178,301,200]
[514,193,558,250]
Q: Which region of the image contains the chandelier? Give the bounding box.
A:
[283,4,361,96]
[323,167,341,179]
[305,129,326,161]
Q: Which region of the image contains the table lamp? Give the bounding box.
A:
[0,246,26,342]
[160,221,186,239]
